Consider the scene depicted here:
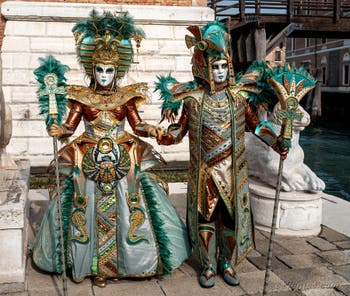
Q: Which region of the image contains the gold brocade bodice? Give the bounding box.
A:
[63,84,148,140]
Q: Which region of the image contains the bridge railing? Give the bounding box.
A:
[208,0,350,20]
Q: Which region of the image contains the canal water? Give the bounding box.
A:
[299,124,350,202]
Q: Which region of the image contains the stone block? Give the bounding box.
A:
[322,194,350,237]
[274,267,348,290]
[248,255,289,271]
[331,264,350,281]
[175,56,192,72]
[8,104,38,120]
[306,237,337,251]
[25,155,52,168]
[12,120,47,138]
[318,250,350,266]
[273,237,319,255]
[0,282,26,294]
[0,160,30,287]
[93,279,163,296]
[239,270,291,295]
[173,26,190,40]
[46,22,73,37]
[28,138,54,154]
[2,86,12,103]
[158,270,245,296]
[158,40,188,56]
[235,258,260,273]
[10,86,37,103]
[5,21,46,36]
[0,237,26,285]
[277,254,328,269]
[142,56,176,72]
[62,39,77,54]
[1,53,31,69]
[254,237,292,257]
[5,138,28,156]
[319,225,349,243]
[333,241,350,249]
[302,288,344,296]
[250,292,303,296]
[141,24,175,39]
[2,37,30,52]
[247,249,262,258]
[138,39,160,55]
[335,285,350,295]
[2,69,31,86]
[30,37,65,53]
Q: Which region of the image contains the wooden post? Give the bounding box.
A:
[255,0,261,15]
[288,0,293,21]
[240,0,245,22]
[334,0,340,23]
[254,27,267,61]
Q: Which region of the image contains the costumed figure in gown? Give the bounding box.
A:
[155,21,288,288]
[31,10,190,288]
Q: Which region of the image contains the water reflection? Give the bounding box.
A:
[299,125,350,201]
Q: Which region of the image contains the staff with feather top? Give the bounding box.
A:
[34,55,70,296]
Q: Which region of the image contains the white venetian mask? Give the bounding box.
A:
[212,59,228,84]
[94,64,116,87]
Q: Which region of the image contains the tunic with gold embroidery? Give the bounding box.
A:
[159,85,259,266]
[31,84,190,282]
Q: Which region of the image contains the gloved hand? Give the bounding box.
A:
[47,123,66,138]
[272,136,289,160]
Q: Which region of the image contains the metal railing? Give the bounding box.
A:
[208,0,350,21]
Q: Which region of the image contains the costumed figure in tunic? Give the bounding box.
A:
[155,21,288,288]
[31,10,190,288]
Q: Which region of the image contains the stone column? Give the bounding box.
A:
[0,55,31,292]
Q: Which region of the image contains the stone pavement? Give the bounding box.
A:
[2,187,350,296]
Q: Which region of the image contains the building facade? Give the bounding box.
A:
[286,37,350,126]
[1,1,213,166]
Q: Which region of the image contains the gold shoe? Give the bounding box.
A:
[94,276,107,288]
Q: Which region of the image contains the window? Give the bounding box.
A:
[322,66,327,85]
[275,50,281,62]
[321,56,327,85]
[291,38,296,52]
[343,53,350,86]
[305,38,310,49]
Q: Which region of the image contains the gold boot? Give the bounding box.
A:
[93,276,107,288]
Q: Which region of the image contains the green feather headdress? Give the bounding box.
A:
[33,55,70,128]
[72,9,145,79]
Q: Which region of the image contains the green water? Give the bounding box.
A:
[299,125,350,201]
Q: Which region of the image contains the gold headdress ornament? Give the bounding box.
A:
[72,10,144,79]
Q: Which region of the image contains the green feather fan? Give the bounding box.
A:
[242,60,278,111]
[155,74,181,117]
[33,55,70,128]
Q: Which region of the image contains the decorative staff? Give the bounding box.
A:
[34,55,70,296]
[262,64,316,295]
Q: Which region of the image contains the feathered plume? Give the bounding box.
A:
[155,74,181,121]
[33,55,70,128]
[72,9,145,41]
